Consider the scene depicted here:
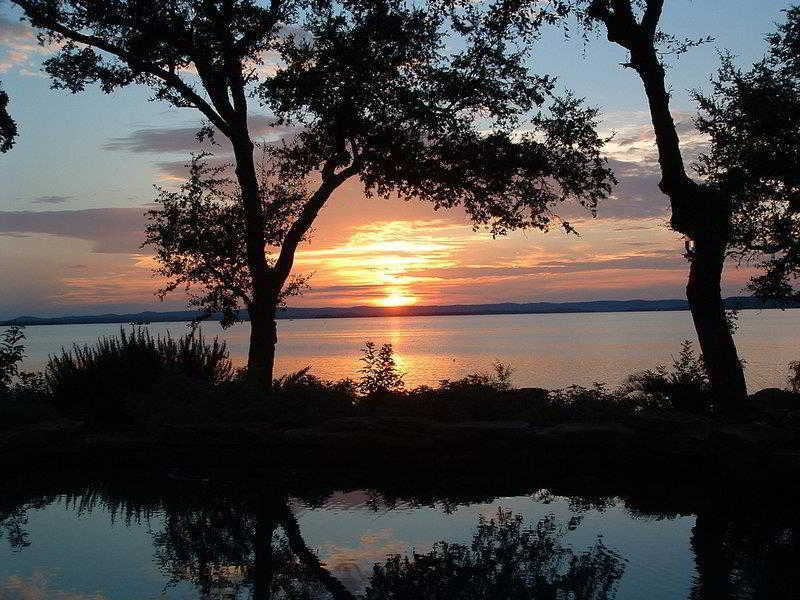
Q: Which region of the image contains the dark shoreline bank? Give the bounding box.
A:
[4,411,800,491]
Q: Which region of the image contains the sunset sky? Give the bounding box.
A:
[0,0,792,318]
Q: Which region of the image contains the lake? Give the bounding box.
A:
[2,471,796,599]
[15,308,800,390]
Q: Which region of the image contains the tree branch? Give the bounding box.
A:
[642,0,664,37]
[12,0,232,137]
[272,158,362,291]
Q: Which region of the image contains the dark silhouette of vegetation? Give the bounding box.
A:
[0,327,55,429]
[622,340,711,414]
[45,327,232,423]
[689,498,800,599]
[0,80,17,153]
[143,151,312,329]
[0,480,626,600]
[484,0,750,406]
[0,326,25,391]
[582,0,748,407]
[357,341,405,396]
[365,509,625,600]
[11,0,614,390]
[5,327,800,434]
[694,6,800,307]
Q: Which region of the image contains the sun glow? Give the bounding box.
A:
[375,290,418,307]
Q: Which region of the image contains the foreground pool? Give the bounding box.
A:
[1,473,796,599]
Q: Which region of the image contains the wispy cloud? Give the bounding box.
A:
[0,14,56,74]
[31,195,72,205]
[0,207,147,253]
[103,116,297,154]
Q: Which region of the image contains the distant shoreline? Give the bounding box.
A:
[3,296,798,327]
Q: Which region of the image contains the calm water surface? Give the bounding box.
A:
[17,309,800,390]
[1,475,795,599]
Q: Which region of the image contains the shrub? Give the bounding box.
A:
[0,327,58,429]
[438,361,514,394]
[788,361,800,394]
[546,383,638,423]
[270,367,357,423]
[0,326,25,391]
[45,327,233,423]
[621,340,711,413]
[358,342,405,396]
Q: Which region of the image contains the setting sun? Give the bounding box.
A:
[375,290,418,307]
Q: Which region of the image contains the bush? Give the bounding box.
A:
[438,361,514,394]
[620,340,711,414]
[546,384,638,423]
[788,361,800,394]
[0,327,58,429]
[0,326,25,391]
[358,342,405,396]
[45,327,233,424]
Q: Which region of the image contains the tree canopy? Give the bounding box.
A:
[0,81,18,153]
[13,0,615,385]
[694,6,800,304]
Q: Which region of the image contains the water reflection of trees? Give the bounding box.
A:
[149,492,626,600]
[2,480,800,599]
[689,504,800,599]
[364,510,623,600]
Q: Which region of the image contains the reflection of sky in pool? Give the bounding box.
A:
[1,490,696,599]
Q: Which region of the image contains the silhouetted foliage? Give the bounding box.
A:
[358,342,405,396]
[483,0,748,404]
[694,6,800,305]
[622,340,711,414]
[144,152,311,328]
[545,383,636,423]
[438,361,514,394]
[12,0,614,388]
[0,326,25,391]
[1,480,627,600]
[0,80,17,153]
[0,326,58,429]
[788,361,800,394]
[689,503,800,600]
[46,327,232,423]
[364,509,625,600]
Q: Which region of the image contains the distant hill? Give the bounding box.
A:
[2,297,797,327]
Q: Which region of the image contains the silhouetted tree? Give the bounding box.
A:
[143,151,312,329]
[0,80,17,153]
[484,0,748,406]
[0,326,25,391]
[149,498,626,599]
[16,0,616,388]
[694,6,800,306]
[365,509,625,600]
[689,501,800,600]
[9,0,313,386]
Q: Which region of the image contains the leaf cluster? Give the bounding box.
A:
[144,150,310,326]
[0,326,26,391]
[358,341,405,396]
[365,509,625,600]
[0,81,18,153]
[264,0,614,235]
[694,6,800,303]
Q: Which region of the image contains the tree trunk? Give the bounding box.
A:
[279,504,356,600]
[253,495,276,600]
[624,25,748,411]
[248,303,278,390]
[690,509,734,599]
[230,131,277,390]
[687,233,748,408]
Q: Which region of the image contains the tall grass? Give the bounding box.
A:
[46,327,232,422]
